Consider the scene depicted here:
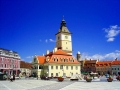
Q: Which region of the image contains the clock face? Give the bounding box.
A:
[65,35,68,39]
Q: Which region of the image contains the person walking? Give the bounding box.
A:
[37,74,38,80]
[10,75,13,82]
[13,74,15,81]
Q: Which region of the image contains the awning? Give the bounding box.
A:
[81,72,88,74]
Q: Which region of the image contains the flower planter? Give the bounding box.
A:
[107,78,113,82]
[58,77,64,82]
[86,79,92,82]
[116,76,120,81]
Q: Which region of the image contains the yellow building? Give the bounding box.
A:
[31,18,81,78]
[32,49,80,78]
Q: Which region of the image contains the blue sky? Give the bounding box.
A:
[0,0,120,62]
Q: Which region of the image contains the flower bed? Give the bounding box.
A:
[107,78,113,82]
[85,75,92,82]
[116,76,120,81]
[86,78,92,82]
[58,77,64,82]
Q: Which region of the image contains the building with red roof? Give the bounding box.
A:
[31,18,81,78]
[111,58,120,75]
[83,59,97,73]
[96,60,112,75]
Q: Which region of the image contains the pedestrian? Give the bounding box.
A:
[13,74,15,81]
[37,74,38,80]
[10,75,13,82]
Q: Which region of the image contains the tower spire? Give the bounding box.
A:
[62,15,65,21]
[60,16,66,28]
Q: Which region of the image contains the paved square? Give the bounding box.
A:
[0,77,120,90]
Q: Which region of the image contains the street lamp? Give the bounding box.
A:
[47,72,48,77]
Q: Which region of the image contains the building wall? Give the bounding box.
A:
[20,68,31,76]
[0,55,20,76]
[96,66,112,75]
[56,33,72,55]
[111,65,120,75]
[84,64,96,72]
[48,64,80,77]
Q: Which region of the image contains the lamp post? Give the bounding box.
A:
[62,65,64,77]
[47,64,49,78]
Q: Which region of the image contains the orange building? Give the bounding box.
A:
[96,61,112,75]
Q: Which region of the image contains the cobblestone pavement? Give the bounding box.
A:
[0,77,120,90]
[28,81,74,90]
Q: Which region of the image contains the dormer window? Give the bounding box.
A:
[64,59,65,62]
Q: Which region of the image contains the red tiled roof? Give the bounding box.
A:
[112,60,120,65]
[47,55,80,64]
[36,49,79,65]
[96,61,112,64]
[96,61,112,67]
[85,60,97,64]
[53,49,71,56]
[37,56,45,64]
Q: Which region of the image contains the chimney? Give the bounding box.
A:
[46,50,49,54]
[54,47,57,52]
[115,58,118,61]
[76,51,81,61]
[97,59,99,62]
[53,50,54,53]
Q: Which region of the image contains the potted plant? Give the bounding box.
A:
[58,76,64,82]
[86,75,92,82]
[107,76,113,82]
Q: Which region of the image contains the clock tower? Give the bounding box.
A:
[55,17,72,55]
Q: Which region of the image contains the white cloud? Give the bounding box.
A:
[104,25,120,42]
[49,39,56,42]
[26,56,33,59]
[81,50,120,60]
[45,39,55,43]
[107,37,114,42]
[45,39,48,43]
[115,50,120,53]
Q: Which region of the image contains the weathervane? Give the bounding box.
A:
[62,15,65,21]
